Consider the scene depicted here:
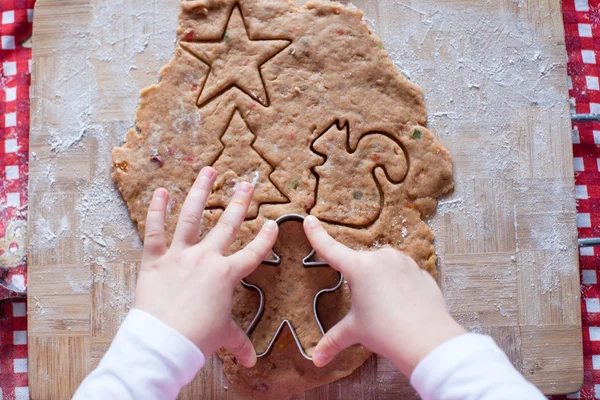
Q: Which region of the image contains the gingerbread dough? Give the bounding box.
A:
[243,217,341,356]
[112,0,454,398]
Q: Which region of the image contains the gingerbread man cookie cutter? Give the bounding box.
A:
[241,214,344,360]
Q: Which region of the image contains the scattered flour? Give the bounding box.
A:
[363,0,577,330]
[29,0,174,313]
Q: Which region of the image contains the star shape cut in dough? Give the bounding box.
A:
[180,6,290,107]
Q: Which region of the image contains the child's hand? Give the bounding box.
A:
[303,216,465,376]
[134,167,278,368]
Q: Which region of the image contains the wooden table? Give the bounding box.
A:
[27,0,583,398]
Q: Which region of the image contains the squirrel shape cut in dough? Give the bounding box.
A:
[310,122,409,227]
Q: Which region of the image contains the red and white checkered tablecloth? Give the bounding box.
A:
[0,301,27,400]
[0,0,31,295]
[563,0,600,398]
[1,0,600,399]
[0,0,34,399]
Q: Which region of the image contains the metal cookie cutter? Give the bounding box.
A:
[241,214,344,360]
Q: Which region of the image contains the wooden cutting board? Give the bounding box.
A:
[27,0,583,398]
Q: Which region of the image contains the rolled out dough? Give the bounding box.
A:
[112,0,453,397]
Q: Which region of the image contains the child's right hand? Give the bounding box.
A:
[303,216,466,377]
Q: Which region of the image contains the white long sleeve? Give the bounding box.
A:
[74,311,544,400]
[73,308,205,400]
[410,333,545,400]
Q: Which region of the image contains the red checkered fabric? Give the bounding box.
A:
[0,0,33,398]
[0,0,599,398]
[568,122,600,400]
[0,300,27,400]
[0,0,32,300]
[564,0,600,115]
[563,0,600,398]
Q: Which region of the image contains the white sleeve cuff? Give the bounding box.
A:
[123,308,206,384]
[410,333,500,394]
[73,308,206,400]
[410,333,545,400]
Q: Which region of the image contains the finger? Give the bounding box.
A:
[228,220,278,279]
[143,188,169,260]
[304,215,354,272]
[312,316,357,367]
[224,320,257,368]
[173,167,216,247]
[204,182,254,253]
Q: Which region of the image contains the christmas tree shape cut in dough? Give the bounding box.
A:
[310,122,409,227]
[180,5,290,107]
[208,109,289,217]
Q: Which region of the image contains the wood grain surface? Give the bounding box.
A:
[27,0,583,398]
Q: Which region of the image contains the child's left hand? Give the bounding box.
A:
[134,167,279,367]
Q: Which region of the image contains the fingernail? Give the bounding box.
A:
[312,350,327,367]
[247,353,257,368]
[201,167,215,178]
[239,182,252,193]
[265,220,277,231]
[305,215,319,226]
[155,188,167,199]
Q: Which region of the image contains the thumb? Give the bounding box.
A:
[312,315,357,367]
[304,215,354,272]
[224,320,257,368]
